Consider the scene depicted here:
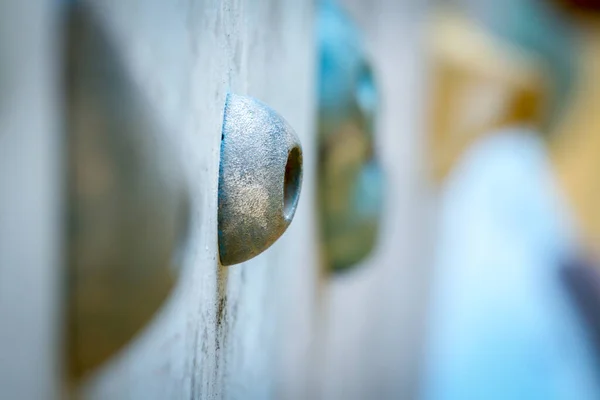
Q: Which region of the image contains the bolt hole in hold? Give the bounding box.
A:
[283,146,302,221]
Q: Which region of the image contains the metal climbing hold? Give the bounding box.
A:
[218,94,303,266]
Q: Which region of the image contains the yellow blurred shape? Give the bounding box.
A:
[552,22,600,255]
[426,7,551,183]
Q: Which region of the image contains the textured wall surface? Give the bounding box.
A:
[0,1,432,399]
[79,1,317,399]
[0,1,64,399]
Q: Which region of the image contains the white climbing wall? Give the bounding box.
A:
[0,1,432,399]
[79,1,318,399]
[0,1,64,399]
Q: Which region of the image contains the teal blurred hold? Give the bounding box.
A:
[317,0,384,273]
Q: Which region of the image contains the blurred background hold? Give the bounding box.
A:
[316,0,384,274]
[66,3,189,381]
